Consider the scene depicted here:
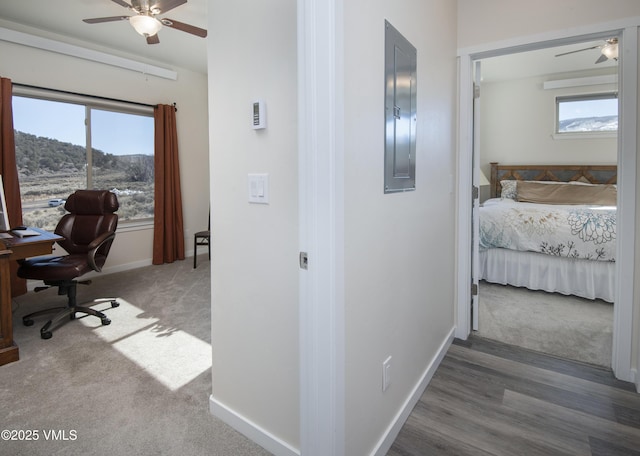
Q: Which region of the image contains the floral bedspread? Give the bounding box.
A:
[479,199,616,262]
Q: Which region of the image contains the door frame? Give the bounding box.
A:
[456,21,639,384]
[471,60,481,331]
[298,0,345,455]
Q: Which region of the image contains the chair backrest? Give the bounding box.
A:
[55,190,119,258]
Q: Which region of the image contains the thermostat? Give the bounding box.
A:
[252,100,266,130]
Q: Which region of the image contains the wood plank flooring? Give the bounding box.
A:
[387,336,640,456]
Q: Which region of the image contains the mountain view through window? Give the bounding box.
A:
[557,94,618,133]
[12,95,154,230]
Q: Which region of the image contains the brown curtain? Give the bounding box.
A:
[152,104,185,264]
[0,77,26,296]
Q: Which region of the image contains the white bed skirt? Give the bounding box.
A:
[479,248,615,303]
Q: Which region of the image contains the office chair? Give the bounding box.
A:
[18,190,120,339]
[193,211,210,268]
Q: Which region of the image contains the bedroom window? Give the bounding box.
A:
[11,87,154,230]
[555,92,618,135]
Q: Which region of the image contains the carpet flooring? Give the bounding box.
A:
[476,281,613,367]
[0,257,272,456]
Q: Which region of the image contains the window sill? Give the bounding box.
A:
[552,132,617,140]
[117,219,154,233]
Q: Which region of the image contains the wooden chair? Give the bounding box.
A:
[193,212,210,268]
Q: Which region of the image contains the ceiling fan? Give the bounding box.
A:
[554,38,619,64]
[83,0,207,45]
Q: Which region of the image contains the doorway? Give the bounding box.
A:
[473,41,618,367]
[456,25,639,383]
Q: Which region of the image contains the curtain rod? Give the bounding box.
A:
[13,83,177,111]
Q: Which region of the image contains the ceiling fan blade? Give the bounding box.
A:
[147,34,160,45]
[595,54,609,64]
[153,0,188,14]
[111,0,133,8]
[554,45,600,57]
[160,18,207,37]
[83,16,130,24]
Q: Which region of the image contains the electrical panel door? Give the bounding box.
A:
[384,20,417,193]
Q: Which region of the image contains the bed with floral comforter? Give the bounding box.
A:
[479,198,616,262]
[480,164,618,302]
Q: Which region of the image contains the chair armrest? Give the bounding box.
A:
[87,231,116,272]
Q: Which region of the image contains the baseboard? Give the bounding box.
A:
[209,396,300,456]
[100,259,154,275]
[370,326,456,456]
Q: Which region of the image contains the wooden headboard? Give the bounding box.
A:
[489,162,618,198]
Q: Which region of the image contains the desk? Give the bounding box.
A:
[0,229,62,366]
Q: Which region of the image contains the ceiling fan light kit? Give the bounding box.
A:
[83,0,206,45]
[601,41,619,60]
[129,14,162,37]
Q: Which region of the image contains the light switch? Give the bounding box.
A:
[248,173,269,204]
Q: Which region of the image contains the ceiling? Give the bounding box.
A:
[480,39,618,82]
[0,0,208,74]
[0,1,619,81]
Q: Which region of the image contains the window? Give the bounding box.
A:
[556,93,618,134]
[11,87,154,230]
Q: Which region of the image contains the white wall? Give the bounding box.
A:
[0,23,209,271]
[458,0,640,49]
[207,0,300,451]
[208,0,457,454]
[343,1,457,454]
[480,68,618,176]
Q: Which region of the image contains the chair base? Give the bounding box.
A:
[21,280,119,339]
[23,302,119,339]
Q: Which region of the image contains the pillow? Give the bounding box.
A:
[516,181,617,205]
[500,178,612,199]
[500,179,568,199]
[500,180,517,199]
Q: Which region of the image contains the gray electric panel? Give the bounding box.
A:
[384,20,417,193]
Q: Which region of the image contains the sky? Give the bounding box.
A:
[12,96,154,156]
[558,98,618,121]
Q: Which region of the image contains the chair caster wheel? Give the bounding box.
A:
[23,319,34,327]
[111,300,119,308]
[41,331,52,340]
[101,318,111,326]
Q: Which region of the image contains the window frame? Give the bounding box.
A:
[554,91,618,139]
[12,85,155,228]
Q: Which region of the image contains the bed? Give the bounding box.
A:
[479,162,617,302]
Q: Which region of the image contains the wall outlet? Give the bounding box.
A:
[382,356,392,392]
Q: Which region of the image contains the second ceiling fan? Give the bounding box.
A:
[555,38,619,64]
[83,0,207,45]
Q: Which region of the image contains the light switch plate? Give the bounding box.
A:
[248,173,269,204]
